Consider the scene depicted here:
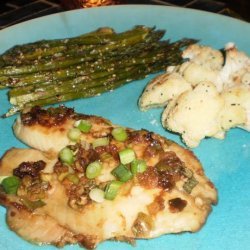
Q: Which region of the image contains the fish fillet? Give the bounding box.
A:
[0,106,217,249]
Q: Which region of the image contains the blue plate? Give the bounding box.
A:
[0,5,250,250]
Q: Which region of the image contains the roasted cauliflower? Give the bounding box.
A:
[139,43,250,147]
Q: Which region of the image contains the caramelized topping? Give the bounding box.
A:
[13,160,46,178]
[137,167,159,189]
[74,146,99,173]
[168,198,187,213]
[21,106,76,126]
[94,144,119,160]
[138,151,186,192]
[155,151,184,173]
[66,177,96,210]
[127,130,160,145]
[147,194,165,215]
[132,212,154,237]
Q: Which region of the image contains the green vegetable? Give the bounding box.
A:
[119,148,135,165]
[1,176,20,194]
[89,188,105,203]
[65,174,79,184]
[183,176,198,194]
[131,159,147,174]
[75,119,92,133]
[111,127,128,142]
[104,180,123,200]
[111,164,133,182]
[92,137,109,148]
[86,161,102,179]
[67,127,81,142]
[20,198,46,211]
[59,147,74,165]
[0,25,198,117]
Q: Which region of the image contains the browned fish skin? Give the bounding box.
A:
[0,106,218,249]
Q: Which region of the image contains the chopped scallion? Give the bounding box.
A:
[0,176,9,183]
[183,176,198,194]
[131,159,147,174]
[58,172,69,182]
[74,119,92,133]
[104,180,123,200]
[20,198,46,211]
[119,148,135,165]
[59,147,74,165]
[92,137,109,148]
[67,128,81,142]
[100,152,113,161]
[89,188,105,203]
[65,174,79,184]
[86,161,102,179]
[1,176,21,194]
[111,164,133,182]
[111,127,128,142]
[40,173,52,182]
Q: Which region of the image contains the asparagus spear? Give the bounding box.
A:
[0,25,198,117]
[1,38,196,88]
[8,43,179,95]
[2,26,158,66]
[10,63,159,105]
[5,62,165,117]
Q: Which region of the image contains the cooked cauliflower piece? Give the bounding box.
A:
[139,73,191,111]
[162,82,225,148]
[139,42,250,147]
[181,62,219,86]
[221,87,250,131]
[217,44,250,90]
[182,44,224,71]
[162,82,249,147]
[139,44,224,111]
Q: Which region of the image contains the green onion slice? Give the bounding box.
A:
[92,137,109,148]
[67,128,81,142]
[183,176,198,194]
[111,164,133,182]
[119,148,135,165]
[89,188,105,203]
[65,174,79,184]
[59,147,74,165]
[111,127,128,142]
[131,159,147,174]
[104,180,123,200]
[0,176,9,183]
[20,198,46,211]
[74,119,92,133]
[1,176,21,194]
[86,161,102,179]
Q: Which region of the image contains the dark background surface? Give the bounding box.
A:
[0,0,249,30]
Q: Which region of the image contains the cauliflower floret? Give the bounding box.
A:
[182,44,224,71]
[138,72,191,111]
[180,45,223,87]
[162,82,224,148]
[162,82,249,147]
[217,44,250,90]
[138,44,224,111]
[181,62,219,86]
[221,86,250,131]
[138,42,250,147]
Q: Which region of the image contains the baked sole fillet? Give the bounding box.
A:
[0,106,217,249]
